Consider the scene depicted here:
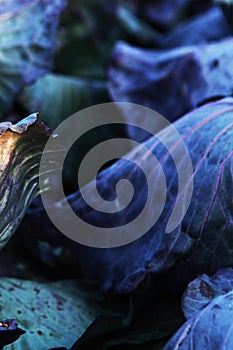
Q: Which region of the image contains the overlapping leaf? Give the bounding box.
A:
[21,98,233,296]
[158,7,232,48]
[108,38,233,130]
[0,279,104,350]
[0,114,53,250]
[2,1,233,350]
[181,268,233,319]
[163,269,233,350]
[19,74,108,131]
[55,0,159,79]
[124,0,212,31]
[0,0,66,117]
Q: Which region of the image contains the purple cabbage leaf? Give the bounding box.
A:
[21,97,233,296]
[0,0,66,117]
[164,268,233,350]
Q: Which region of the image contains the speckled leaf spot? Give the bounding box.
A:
[0,279,106,350]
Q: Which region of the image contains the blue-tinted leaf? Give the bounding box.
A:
[0,0,66,117]
[0,279,103,350]
[163,291,233,350]
[108,39,233,129]
[132,0,209,30]
[21,98,233,295]
[19,74,108,130]
[182,268,233,319]
[8,113,38,133]
[164,268,233,350]
[158,7,232,48]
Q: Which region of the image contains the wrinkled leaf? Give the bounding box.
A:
[21,98,233,295]
[164,268,233,350]
[0,114,52,249]
[108,38,233,132]
[182,268,233,319]
[6,113,38,134]
[0,0,66,116]
[163,292,233,349]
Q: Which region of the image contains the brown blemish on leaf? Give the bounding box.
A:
[200,281,214,299]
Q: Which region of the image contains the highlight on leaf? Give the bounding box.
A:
[0,114,53,249]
